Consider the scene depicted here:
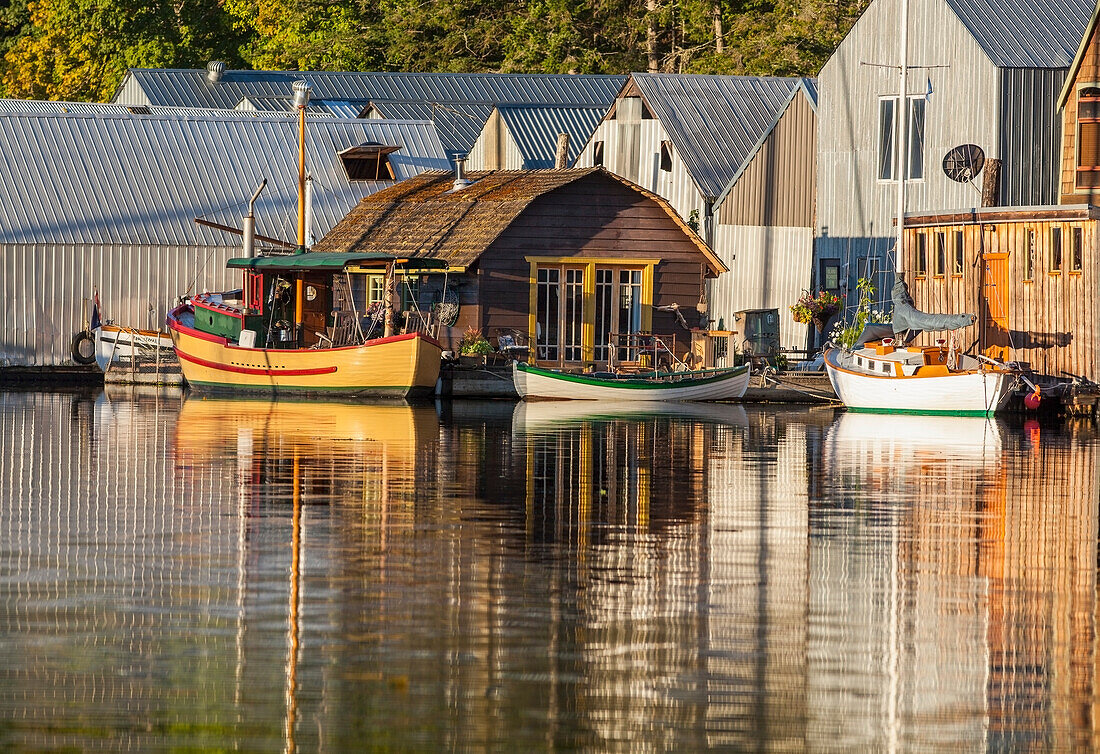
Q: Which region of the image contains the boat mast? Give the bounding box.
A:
[895,0,909,279]
[292,80,311,345]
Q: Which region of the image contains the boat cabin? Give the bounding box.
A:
[190,252,447,349]
[849,340,973,377]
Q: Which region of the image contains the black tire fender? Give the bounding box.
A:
[71,330,96,365]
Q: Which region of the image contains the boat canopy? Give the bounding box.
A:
[226,252,448,271]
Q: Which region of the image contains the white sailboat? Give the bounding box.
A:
[823,0,1017,416]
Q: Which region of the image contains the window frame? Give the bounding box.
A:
[877,95,926,183]
[952,230,964,276]
[1023,229,1035,282]
[914,233,927,278]
[1071,225,1084,273]
[1076,85,1100,189]
[1049,227,1063,274]
[933,232,946,277]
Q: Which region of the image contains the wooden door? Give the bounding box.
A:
[981,253,1010,356]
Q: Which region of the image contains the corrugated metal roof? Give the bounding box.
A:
[498,106,605,168]
[0,98,323,118]
[368,100,494,155]
[115,70,626,155]
[0,112,448,246]
[946,0,1093,68]
[631,74,816,199]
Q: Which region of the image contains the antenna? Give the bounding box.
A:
[942,144,985,183]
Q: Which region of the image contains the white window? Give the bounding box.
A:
[878,96,925,181]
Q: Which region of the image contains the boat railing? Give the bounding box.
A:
[607,333,688,373]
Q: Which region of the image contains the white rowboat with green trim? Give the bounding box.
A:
[512,361,751,402]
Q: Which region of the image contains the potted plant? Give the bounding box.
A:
[790,290,843,333]
[458,326,494,364]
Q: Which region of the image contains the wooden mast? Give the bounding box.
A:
[292,80,311,345]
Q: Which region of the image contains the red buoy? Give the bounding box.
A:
[1023,385,1042,410]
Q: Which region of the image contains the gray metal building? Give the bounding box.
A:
[0,110,448,367]
[574,74,819,350]
[816,0,1093,314]
[112,68,627,157]
[466,105,605,170]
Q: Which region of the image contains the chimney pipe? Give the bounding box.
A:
[206,61,226,84]
[452,155,472,191]
[243,178,267,258]
[554,133,570,169]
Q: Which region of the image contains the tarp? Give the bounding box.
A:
[852,280,976,346]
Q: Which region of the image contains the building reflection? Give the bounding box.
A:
[4,389,1100,750]
[812,413,1100,751]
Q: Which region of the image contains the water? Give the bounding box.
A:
[0,389,1095,751]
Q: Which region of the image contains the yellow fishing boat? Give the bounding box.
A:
[167,252,445,398]
[167,79,445,399]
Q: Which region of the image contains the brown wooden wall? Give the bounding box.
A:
[1061,25,1100,204]
[903,218,1100,379]
[476,173,711,349]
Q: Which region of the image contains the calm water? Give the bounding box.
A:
[0,389,1095,752]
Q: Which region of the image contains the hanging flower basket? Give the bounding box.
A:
[791,291,842,332]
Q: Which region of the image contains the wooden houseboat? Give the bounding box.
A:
[312,166,730,373]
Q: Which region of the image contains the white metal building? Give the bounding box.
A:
[0,110,448,366]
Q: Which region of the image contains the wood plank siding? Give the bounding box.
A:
[1061,22,1100,204]
[477,176,709,349]
[903,209,1100,379]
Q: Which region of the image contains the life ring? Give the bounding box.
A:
[70,330,96,365]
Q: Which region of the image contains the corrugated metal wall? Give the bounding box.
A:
[816,0,1001,248]
[0,244,238,365]
[707,226,814,350]
[575,109,705,231]
[720,94,817,227]
[999,68,1067,206]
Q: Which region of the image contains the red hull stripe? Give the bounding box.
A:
[177,349,339,377]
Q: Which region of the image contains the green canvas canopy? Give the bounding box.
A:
[226,252,448,271]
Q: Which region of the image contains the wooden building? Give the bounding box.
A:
[816,0,1093,314]
[900,206,1098,379]
[574,74,818,351]
[1058,1,1100,205]
[312,167,726,367]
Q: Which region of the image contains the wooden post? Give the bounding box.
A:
[982,158,1002,207]
[383,262,395,338]
[554,133,570,169]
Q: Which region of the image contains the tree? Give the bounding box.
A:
[3,0,246,101]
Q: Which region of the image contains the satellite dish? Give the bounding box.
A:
[942,144,985,183]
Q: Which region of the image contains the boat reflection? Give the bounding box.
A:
[813,412,1100,750]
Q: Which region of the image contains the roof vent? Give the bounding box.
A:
[451,156,472,192]
[206,61,226,84]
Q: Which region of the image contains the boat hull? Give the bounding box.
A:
[513,361,750,402]
[94,325,175,372]
[168,305,441,398]
[824,347,1015,416]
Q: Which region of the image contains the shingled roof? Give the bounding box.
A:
[313,167,725,273]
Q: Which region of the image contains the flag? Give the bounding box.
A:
[90,288,101,330]
[925,77,933,102]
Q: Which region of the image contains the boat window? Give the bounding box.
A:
[1050,227,1062,273]
[1071,226,1084,272]
[881,362,890,373]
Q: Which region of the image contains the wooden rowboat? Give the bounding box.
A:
[512,360,750,402]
